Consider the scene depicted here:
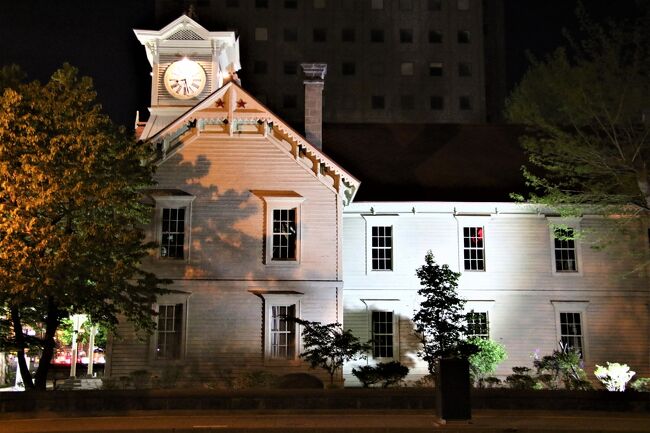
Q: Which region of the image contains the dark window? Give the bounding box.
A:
[560,312,583,356]
[370,29,385,43]
[371,226,392,269]
[429,30,443,43]
[270,305,296,359]
[283,28,298,42]
[371,95,385,110]
[399,0,412,10]
[467,312,489,339]
[430,96,444,110]
[255,0,268,7]
[313,28,327,42]
[428,0,442,11]
[458,30,471,43]
[554,228,577,272]
[284,0,297,8]
[253,60,268,74]
[459,96,472,110]
[156,304,183,360]
[161,208,185,259]
[399,29,413,43]
[458,62,472,77]
[429,62,443,76]
[225,0,239,7]
[342,62,356,76]
[401,95,415,110]
[372,311,394,358]
[282,94,297,109]
[341,28,355,42]
[457,0,470,10]
[463,226,484,270]
[272,208,297,260]
[283,61,297,75]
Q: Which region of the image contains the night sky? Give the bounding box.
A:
[0,0,638,128]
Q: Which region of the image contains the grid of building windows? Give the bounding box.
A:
[156,304,183,359]
[371,226,393,270]
[554,228,577,272]
[161,208,185,259]
[270,304,296,359]
[466,312,489,339]
[559,312,584,355]
[463,226,485,271]
[372,311,394,358]
[272,209,297,260]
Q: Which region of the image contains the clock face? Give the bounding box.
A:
[163,59,207,99]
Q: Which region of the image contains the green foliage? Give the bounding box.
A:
[506,3,650,218]
[533,343,592,390]
[292,318,369,386]
[352,361,410,388]
[412,251,466,374]
[594,362,635,392]
[478,376,502,388]
[506,366,539,390]
[630,377,650,392]
[0,64,170,390]
[467,338,508,382]
[58,317,107,349]
[233,370,278,389]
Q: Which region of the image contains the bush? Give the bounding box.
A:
[506,366,539,390]
[233,370,278,389]
[630,377,650,392]
[413,374,435,388]
[467,338,507,383]
[534,343,592,390]
[156,365,184,389]
[478,376,502,388]
[594,363,635,392]
[352,361,410,388]
[129,369,152,390]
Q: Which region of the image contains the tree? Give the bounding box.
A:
[506,5,650,215]
[292,318,369,387]
[0,64,169,390]
[412,251,467,374]
[467,337,507,384]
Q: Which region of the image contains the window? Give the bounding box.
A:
[466,312,489,339]
[429,30,443,43]
[255,0,268,7]
[399,0,413,10]
[260,194,304,265]
[553,227,578,272]
[371,0,383,9]
[372,311,394,358]
[459,62,472,77]
[371,95,385,110]
[429,62,443,76]
[272,209,297,259]
[161,208,185,259]
[401,95,415,110]
[370,29,384,43]
[459,96,472,110]
[270,304,297,359]
[253,60,268,74]
[283,28,298,42]
[458,30,471,43]
[428,0,442,10]
[430,95,444,110]
[370,62,384,76]
[457,0,470,10]
[371,226,392,270]
[225,0,239,7]
[255,27,268,41]
[283,61,297,75]
[284,0,297,8]
[342,28,355,42]
[156,304,183,360]
[313,0,326,8]
[559,312,584,355]
[399,29,413,43]
[463,226,484,271]
[313,28,327,42]
[400,62,414,76]
[342,62,356,76]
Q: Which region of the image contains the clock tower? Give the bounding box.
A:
[134,15,240,140]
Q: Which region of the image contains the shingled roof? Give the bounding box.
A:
[321,123,528,202]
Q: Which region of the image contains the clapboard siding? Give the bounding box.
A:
[342,203,650,384]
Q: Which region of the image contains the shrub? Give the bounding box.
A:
[157,365,184,389]
[467,338,507,383]
[413,374,435,388]
[479,376,502,388]
[506,366,539,390]
[352,365,381,388]
[534,343,592,390]
[233,370,278,389]
[594,362,635,392]
[352,361,410,388]
[630,377,650,392]
[129,369,151,390]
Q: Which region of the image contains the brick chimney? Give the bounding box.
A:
[301,63,327,150]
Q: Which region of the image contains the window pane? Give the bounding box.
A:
[371,226,393,270]
[272,208,297,260]
[372,311,394,357]
[161,207,185,259]
[463,226,485,271]
[156,303,183,359]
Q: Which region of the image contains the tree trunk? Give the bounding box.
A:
[34,298,59,390]
[10,306,34,390]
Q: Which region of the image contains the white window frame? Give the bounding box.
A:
[362,215,397,274]
[362,299,400,361]
[150,294,190,363]
[548,218,583,276]
[464,300,495,340]
[153,194,195,262]
[551,301,589,360]
[456,216,489,273]
[259,292,303,364]
[260,194,305,266]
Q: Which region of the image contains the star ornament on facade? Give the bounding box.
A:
[215,99,225,108]
[236,98,247,108]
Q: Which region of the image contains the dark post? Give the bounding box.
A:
[436,358,471,421]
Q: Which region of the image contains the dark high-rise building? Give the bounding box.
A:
[155,0,506,124]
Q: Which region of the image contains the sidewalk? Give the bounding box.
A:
[1,409,649,433]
